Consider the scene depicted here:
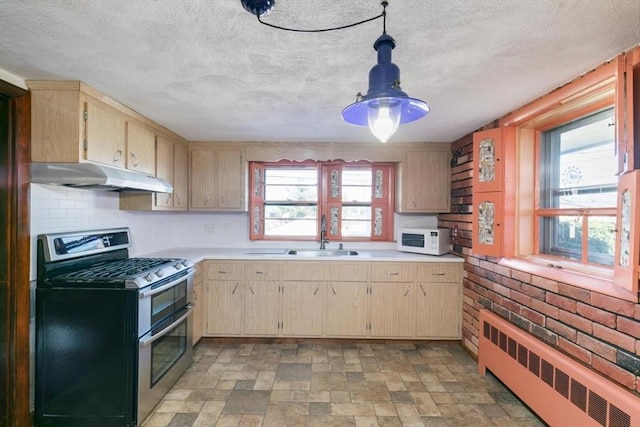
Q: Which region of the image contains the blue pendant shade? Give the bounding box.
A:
[342,34,430,142]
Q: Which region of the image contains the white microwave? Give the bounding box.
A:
[397,228,450,255]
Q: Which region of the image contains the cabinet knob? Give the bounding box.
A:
[130,152,139,167]
[113,149,123,163]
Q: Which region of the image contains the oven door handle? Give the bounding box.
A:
[139,269,195,299]
[139,303,194,347]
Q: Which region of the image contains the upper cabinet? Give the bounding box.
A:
[125,120,156,176]
[120,135,188,211]
[189,146,247,211]
[471,127,517,257]
[395,146,451,213]
[29,80,185,176]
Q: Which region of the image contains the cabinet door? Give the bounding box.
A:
[245,281,280,335]
[173,143,188,210]
[217,150,245,210]
[155,136,174,208]
[126,121,156,175]
[192,280,203,345]
[281,282,325,336]
[472,191,503,256]
[205,280,244,335]
[401,150,450,212]
[370,283,414,337]
[472,128,503,193]
[325,282,368,337]
[613,170,640,295]
[84,98,126,167]
[190,149,217,209]
[415,282,461,338]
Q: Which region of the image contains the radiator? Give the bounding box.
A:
[478,309,639,427]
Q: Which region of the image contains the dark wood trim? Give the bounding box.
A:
[0,79,31,427]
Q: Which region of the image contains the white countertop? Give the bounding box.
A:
[140,247,464,264]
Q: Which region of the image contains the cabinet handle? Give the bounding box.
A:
[176,194,181,205]
[166,194,172,206]
[232,283,239,294]
[249,286,255,295]
[419,284,426,296]
[404,285,411,297]
[410,197,416,207]
[330,285,336,295]
[113,149,123,163]
[218,270,230,274]
[205,195,211,206]
[255,271,265,275]
[313,286,319,296]
[220,196,226,206]
[386,272,399,276]
[432,272,445,276]
[193,289,198,301]
[130,152,138,167]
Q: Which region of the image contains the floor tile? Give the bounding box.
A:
[144,340,543,427]
[222,390,270,415]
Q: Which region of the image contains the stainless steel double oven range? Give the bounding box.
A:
[35,228,194,426]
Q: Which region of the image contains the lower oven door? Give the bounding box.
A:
[137,303,194,424]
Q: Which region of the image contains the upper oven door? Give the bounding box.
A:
[138,269,194,337]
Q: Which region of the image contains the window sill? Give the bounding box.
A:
[498,256,638,303]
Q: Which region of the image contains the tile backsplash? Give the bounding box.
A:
[30,183,438,277]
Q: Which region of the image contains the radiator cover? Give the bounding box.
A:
[478,309,639,427]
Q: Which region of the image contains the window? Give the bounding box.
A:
[538,108,617,267]
[474,51,640,301]
[249,160,394,241]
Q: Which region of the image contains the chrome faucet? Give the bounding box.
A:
[320,214,329,250]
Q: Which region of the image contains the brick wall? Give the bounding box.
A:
[439,127,640,395]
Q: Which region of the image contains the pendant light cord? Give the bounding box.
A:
[256,1,388,33]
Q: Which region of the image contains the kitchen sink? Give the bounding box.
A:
[287,249,359,257]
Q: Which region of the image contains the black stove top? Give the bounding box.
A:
[37,228,193,289]
[51,257,179,283]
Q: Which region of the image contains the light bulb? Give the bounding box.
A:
[368,100,401,143]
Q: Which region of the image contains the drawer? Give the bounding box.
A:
[417,264,462,283]
[283,263,327,281]
[325,263,369,282]
[206,262,243,280]
[370,263,415,282]
[245,262,282,281]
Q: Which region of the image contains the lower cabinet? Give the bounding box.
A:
[415,264,463,339]
[325,282,368,337]
[281,282,325,336]
[205,262,244,335]
[192,262,204,345]
[202,260,462,339]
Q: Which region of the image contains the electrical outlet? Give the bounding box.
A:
[205,224,216,234]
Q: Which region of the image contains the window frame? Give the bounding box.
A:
[490,52,639,302]
[536,107,618,267]
[249,160,395,242]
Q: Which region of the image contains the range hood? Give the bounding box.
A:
[30,163,173,193]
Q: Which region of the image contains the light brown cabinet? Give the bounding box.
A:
[205,263,244,335]
[192,262,204,346]
[396,148,451,213]
[244,263,281,335]
[125,120,156,175]
[190,147,246,211]
[120,136,189,211]
[415,264,462,339]
[369,264,416,337]
[29,81,179,178]
[202,259,462,339]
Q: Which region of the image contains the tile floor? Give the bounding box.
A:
[142,340,546,427]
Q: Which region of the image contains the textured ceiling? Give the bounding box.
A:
[1,0,639,143]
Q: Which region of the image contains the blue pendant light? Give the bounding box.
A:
[341,3,430,143]
[241,0,428,142]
